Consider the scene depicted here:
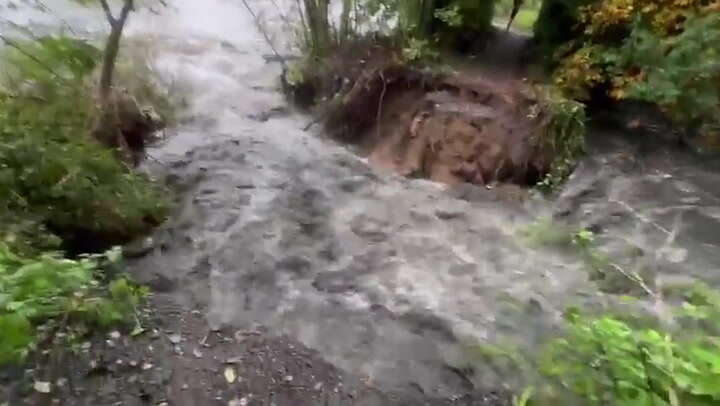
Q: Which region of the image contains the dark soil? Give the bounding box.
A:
[1,293,509,406]
[304,37,550,188]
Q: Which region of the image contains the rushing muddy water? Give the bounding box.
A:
[4,0,720,400]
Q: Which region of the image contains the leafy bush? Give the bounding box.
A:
[552,1,720,136]
[0,35,168,251]
[539,307,720,405]
[0,244,147,365]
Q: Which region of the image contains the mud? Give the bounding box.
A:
[319,52,548,187]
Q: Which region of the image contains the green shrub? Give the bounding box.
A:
[551,2,720,138]
[539,308,720,405]
[0,35,168,251]
[610,14,720,129]
[0,244,147,365]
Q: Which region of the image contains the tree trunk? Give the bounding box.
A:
[303,0,331,57]
[98,0,134,102]
[94,0,134,161]
[339,0,353,44]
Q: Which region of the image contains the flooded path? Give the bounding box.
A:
[4,0,720,404]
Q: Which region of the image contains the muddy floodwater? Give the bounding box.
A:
[4,0,720,404]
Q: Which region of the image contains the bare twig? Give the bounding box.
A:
[609,198,673,236]
[608,262,658,299]
[294,0,310,48]
[376,69,387,140]
[117,0,135,27]
[98,0,117,26]
[268,0,292,27]
[240,0,285,66]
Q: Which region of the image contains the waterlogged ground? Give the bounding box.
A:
[3,0,720,404]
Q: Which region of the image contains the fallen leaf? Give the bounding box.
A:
[130,325,145,337]
[224,366,236,384]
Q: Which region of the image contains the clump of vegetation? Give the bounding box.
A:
[550,0,720,139]
[533,86,587,192]
[516,215,720,404]
[536,291,720,405]
[0,0,169,369]
[0,245,147,365]
[0,36,168,252]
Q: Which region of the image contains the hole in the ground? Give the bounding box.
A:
[322,63,552,189]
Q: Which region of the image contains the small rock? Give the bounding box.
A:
[34,381,51,393]
[193,348,203,358]
[182,384,189,390]
[168,333,182,344]
[283,375,293,383]
[224,356,242,364]
[314,382,323,391]
[142,363,154,370]
[109,331,121,340]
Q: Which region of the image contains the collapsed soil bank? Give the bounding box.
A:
[293,51,557,189]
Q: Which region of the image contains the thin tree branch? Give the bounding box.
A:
[240,0,284,65]
[98,0,117,26]
[608,262,658,300]
[117,0,135,27]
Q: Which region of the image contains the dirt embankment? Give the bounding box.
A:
[300,46,553,189]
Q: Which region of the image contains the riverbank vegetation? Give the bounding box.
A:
[1,0,170,367]
[540,0,720,144]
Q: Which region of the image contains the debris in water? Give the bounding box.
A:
[224,366,237,383]
[34,381,51,393]
[228,398,248,406]
[131,325,146,337]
